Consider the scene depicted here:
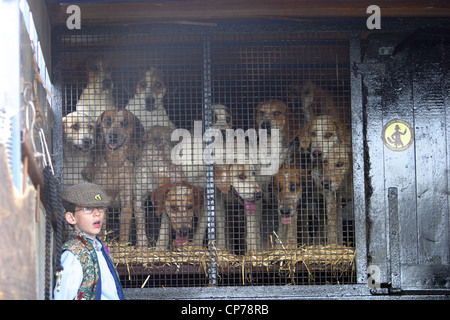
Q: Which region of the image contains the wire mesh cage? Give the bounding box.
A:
[58,27,355,289]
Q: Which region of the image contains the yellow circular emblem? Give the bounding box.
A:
[382,119,414,151]
[94,194,102,201]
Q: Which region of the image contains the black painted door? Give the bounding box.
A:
[362,31,450,292]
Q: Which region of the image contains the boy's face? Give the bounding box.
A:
[65,206,105,239]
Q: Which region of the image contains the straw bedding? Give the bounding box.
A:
[104,240,355,278]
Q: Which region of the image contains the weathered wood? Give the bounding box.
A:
[0,144,37,300]
[46,0,450,26]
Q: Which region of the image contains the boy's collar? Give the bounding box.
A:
[73,230,102,251]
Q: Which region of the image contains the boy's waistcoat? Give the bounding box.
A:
[62,234,123,300]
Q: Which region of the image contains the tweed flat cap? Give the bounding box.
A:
[62,182,110,207]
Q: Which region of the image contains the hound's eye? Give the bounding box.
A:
[311,131,316,137]
[226,116,232,123]
[324,132,333,139]
[336,161,345,168]
[259,111,265,117]
[72,123,80,131]
[105,116,113,127]
[154,81,163,89]
[289,184,297,192]
[170,205,178,212]
[187,205,193,211]
[238,174,246,180]
[304,89,310,95]
[273,111,282,117]
[139,81,147,89]
[89,125,94,131]
[89,65,99,72]
[121,119,129,127]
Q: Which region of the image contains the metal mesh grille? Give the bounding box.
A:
[59,28,355,288]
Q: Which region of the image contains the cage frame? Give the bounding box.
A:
[50,19,448,299]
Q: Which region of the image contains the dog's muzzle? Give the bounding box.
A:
[102,78,113,91]
[77,137,93,152]
[107,132,124,150]
[311,150,323,159]
[260,121,272,132]
[279,208,294,225]
[174,226,191,248]
[145,97,157,111]
[232,187,262,216]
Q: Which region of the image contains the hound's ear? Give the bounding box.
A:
[132,114,145,145]
[95,111,106,143]
[285,109,300,142]
[62,116,67,137]
[336,121,351,143]
[214,165,231,194]
[299,121,312,149]
[253,102,263,129]
[151,185,169,217]
[192,185,204,217]
[269,175,277,195]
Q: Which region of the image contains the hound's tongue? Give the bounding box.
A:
[281,217,292,225]
[244,201,256,215]
[108,144,118,150]
[175,234,189,247]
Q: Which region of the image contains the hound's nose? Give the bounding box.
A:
[279,208,291,216]
[261,121,271,131]
[145,97,156,111]
[109,132,118,143]
[103,78,113,90]
[322,180,331,190]
[178,227,190,236]
[312,150,322,159]
[82,137,93,147]
[254,190,263,201]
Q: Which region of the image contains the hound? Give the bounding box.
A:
[299,114,351,161]
[133,104,233,248]
[134,128,186,248]
[192,160,263,252]
[299,80,350,124]
[151,182,204,251]
[82,109,144,244]
[211,104,233,136]
[311,142,353,245]
[255,100,299,176]
[76,55,117,120]
[62,111,96,187]
[125,68,176,131]
[272,164,313,249]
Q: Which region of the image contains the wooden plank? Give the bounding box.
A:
[412,57,449,266]
[46,0,450,26]
[0,145,38,300]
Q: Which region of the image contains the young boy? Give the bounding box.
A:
[53,182,124,300]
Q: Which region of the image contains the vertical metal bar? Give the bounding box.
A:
[388,187,401,290]
[203,35,217,285]
[349,33,368,285]
[51,28,64,185]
